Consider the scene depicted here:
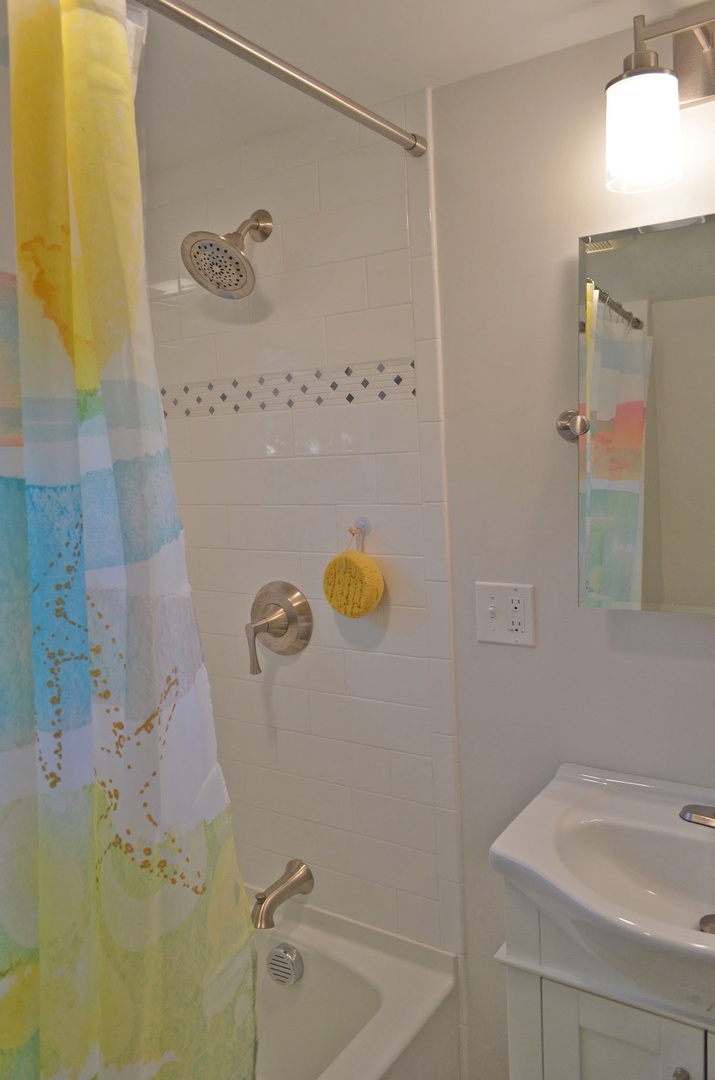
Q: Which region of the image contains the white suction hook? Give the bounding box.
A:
[351,517,371,552]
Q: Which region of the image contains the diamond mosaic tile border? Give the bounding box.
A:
[161,358,416,418]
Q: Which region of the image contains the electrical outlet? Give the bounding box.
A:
[475,583,536,646]
[507,596,525,638]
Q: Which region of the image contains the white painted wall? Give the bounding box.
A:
[146,93,467,1014]
[433,30,715,1080]
[647,295,715,609]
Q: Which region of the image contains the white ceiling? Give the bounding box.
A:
[141,0,682,173]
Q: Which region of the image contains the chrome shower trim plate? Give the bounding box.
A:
[250,581,312,657]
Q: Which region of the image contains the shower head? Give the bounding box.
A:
[180,209,273,299]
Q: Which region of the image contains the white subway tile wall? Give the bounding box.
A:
[148,92,463,955]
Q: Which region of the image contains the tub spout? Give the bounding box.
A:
[251,859,314,929]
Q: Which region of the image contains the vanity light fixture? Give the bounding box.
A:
[606,2,715,192]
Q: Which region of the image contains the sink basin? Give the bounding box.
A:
[490,764,715,1015]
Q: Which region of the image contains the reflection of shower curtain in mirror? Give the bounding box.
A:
[1,0,256,1076]
[580,286,653,607]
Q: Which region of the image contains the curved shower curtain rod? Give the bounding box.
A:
[133,0,428,156]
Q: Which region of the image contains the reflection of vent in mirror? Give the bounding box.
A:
[583,236,634,254]
[580,214,715,302]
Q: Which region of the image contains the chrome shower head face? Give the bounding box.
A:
[180,210,273,299]
[181,232,255,298]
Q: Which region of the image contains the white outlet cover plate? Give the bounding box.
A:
[475,582,536,647]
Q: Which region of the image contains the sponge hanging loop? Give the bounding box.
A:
[347,516,371,554]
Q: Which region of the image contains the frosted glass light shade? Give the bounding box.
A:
[606,70,681,193]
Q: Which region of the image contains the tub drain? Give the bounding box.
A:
[267,943,304,985]
[699,914,715,934]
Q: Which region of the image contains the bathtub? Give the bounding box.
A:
[253,902,460,1080]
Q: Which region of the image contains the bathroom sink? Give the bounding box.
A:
[490,764,715,1014]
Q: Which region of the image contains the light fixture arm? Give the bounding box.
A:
[694,24,713,50]
[633,3,715,52]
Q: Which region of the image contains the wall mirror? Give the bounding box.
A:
[578,213,715,614]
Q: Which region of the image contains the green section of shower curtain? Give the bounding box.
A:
[1,0,256,1076]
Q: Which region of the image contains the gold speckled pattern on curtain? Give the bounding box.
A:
[1,0,257,1076]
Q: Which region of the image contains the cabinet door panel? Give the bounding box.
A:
[542,981,704,1080]
[506,969,543,1080]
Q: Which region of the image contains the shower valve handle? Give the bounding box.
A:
[245,606,289,675]
[244,581,313,676]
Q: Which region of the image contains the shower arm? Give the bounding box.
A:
[133,0,427,157]
[225,210,274,248]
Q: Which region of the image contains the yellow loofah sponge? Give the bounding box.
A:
[323,550,384,618]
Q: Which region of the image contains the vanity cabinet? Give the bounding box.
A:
[505,968,709,1080]
[541,981,705,1080]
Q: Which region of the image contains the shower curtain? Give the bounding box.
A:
[580,284,653,607]
[1,0,256,1076]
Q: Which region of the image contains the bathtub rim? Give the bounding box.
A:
[245,887,456,975]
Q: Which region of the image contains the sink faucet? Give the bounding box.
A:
[680,804,715,828]
[251,859,314,929]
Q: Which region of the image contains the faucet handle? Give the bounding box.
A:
[245,619,261,675]
[680,804,715,828]
[245,605,289,675]
[245,582,312,676]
